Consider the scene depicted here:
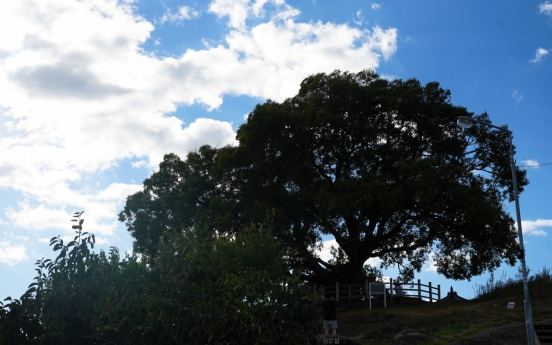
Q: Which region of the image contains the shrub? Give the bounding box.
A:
[1,213,319,344]
[473,266,552,301]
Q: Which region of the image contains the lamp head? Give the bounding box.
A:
[457,116,474,129]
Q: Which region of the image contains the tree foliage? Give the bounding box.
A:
[1,214,319,344]
[119,147,221,258]
[119,70,527,285]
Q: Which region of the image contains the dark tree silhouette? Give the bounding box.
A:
[120,70,527,285]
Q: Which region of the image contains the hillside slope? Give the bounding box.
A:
[330,292,552,344]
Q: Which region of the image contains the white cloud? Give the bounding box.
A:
[370,26,398,60]
[539,1,552,17]
[95,183,142,201]
[5,201,118,236]
[159,6,199,25]
[380,73,400,81]
[0,241,29,265]
[521,159,540,168]
[3,231,29,241]
[209,0,252,29]
[371,3,381,10]
[423,253,437,272]
[511,90,523,103]
[131,160,148,168]
[317,239,337,263]
[530,47,549,64]
[353,10,365,26]
[521,219,551,236]
[6,204,73,231]
[317,239,381,266]
[95,237,110,245]
[0,0,398,243]
[209,0,298,30]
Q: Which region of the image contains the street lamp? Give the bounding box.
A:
[456,115,534,345]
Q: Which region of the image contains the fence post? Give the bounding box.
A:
[369,283,372,309]
[390,278,393,298]
[438,285,441,301]
[365,278,369,300]
[429,281,433,302]
[349,285,352,301]
[417,279,421,300]
[336,281,339,301]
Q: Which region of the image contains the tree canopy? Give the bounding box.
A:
[119,69,527,285]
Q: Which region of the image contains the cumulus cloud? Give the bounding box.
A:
[209,0,299,30]
[6,204,73,231]
[159,6,199,24]
[0,241,29,265]
[539,1,552,17]
[530,47,549,64]
[371,3,381,10]
[0,0,398,247]
[521,219,551,236]
[5,196,130,237]
[95,183,142,201]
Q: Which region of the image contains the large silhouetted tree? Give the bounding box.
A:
[119,70,527,284]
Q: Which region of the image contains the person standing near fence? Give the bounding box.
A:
[392,281,406,305]
[393,282,405,296]
[320,292,338,336]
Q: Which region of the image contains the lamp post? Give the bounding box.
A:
[456,116,534,345]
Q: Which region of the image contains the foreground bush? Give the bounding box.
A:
[0,213,318,344]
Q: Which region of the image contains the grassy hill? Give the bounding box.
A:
[330,268,552,344]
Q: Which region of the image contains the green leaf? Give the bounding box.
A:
[25,287,37,294]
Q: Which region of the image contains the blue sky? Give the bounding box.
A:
[0,0,551,302]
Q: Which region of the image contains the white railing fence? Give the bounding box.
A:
[321,278,440,303]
